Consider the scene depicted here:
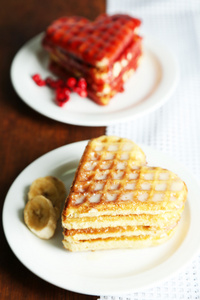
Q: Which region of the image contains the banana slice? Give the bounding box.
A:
[28,176,67,219]
[24,195,57,239]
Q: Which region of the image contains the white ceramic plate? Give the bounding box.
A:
[3,141,200,295]
[10,34,178,126]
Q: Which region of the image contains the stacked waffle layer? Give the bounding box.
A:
[42,14,142,105]
[62,136,187,252]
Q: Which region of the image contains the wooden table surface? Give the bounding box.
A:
[0,0,106,299]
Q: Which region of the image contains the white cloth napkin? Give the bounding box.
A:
[99,0,200,299]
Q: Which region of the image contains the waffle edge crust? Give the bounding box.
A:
[62,136,187,252]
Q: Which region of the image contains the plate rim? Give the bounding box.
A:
[2,140,200,295]
[10,33,178,127]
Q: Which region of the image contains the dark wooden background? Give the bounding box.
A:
[0,0,106,299]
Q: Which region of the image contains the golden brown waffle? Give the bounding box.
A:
[64,223,177,242]
[62,136,187,252]
[62,139,186,219]
[63,136,146,218]
[63,208,183,230]
[63,228,177,252]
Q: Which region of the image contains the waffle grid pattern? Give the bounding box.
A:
[72,166,184,206]
[69,137,185,207]
[43,14,141,67]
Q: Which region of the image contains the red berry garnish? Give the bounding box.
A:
[57,97,69,106]
[32,74,41,81]
[55,95,70,107]
[62,87,70,96]
[37,79,46,86]
[55,88,70,106]
[31,73,88,107]
[46,78,64,89]
[73,86,81,94]
[78,89,87,98]
[74,87,87,98]
[54,79,65,89]
[56,88,65,101]
[77,78,87,89]
[56,99,68,107]
[66,77,77,89]
[45,77,54,87]
[32,74,46,86]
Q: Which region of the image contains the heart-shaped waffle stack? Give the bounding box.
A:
[42,14,142,105]
[62,136,187,251]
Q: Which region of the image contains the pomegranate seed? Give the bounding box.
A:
[56,93,70,107]
[45,77,54,87]
[78,89,87,97]
[62,87,70,96]
[56,98,70,106]
[56,100,66,107]
[73,86,81,93]
[74,87,87,98]
[66,77,77,88]
[32,74,46,86]
[32,74,41,81]
[46,78,64,89]
[56,89,70,107]
[54,79,65,88]
[37,79,46,86]
[77,78,87,89]
[56,87,70,105]
[56,88,65,101]
[31,73,88,107]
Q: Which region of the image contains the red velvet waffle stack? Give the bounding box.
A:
[42,14,142,105]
